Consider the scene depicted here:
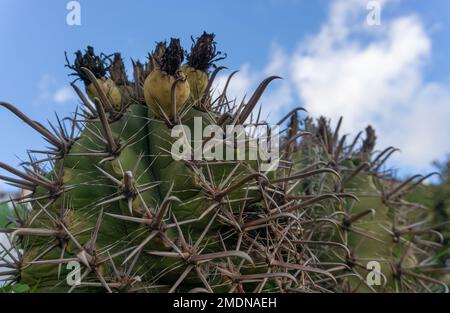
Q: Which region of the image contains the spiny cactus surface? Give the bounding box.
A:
[0,33,448,293]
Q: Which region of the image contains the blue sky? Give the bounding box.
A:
[1,0,450,191]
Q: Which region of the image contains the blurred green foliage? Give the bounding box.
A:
[0,203,12,228]
[0,283,30,293]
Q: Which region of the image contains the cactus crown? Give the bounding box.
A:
[159,38,184,76]
[65,46,110,84]
[186,31,226,72]
[108,53,129,86]
[148,41,167,71]
[362,125,377,153]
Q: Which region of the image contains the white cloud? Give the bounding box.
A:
[391,84,450,166]
[53,86,76,104]
[214,0,450,174]
[34,75,75,105]
[291,0,450,172]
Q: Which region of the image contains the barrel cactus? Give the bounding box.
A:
[0,33,448,293]
[285,115,449,292]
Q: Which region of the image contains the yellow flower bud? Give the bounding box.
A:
[143,69,190,119]
[86,77,122,111]
[181,64,208,103]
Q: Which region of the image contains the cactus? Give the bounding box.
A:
[0,33,448,293]
[285,114,449,292]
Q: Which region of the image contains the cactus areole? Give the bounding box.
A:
[0,32,448,293]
